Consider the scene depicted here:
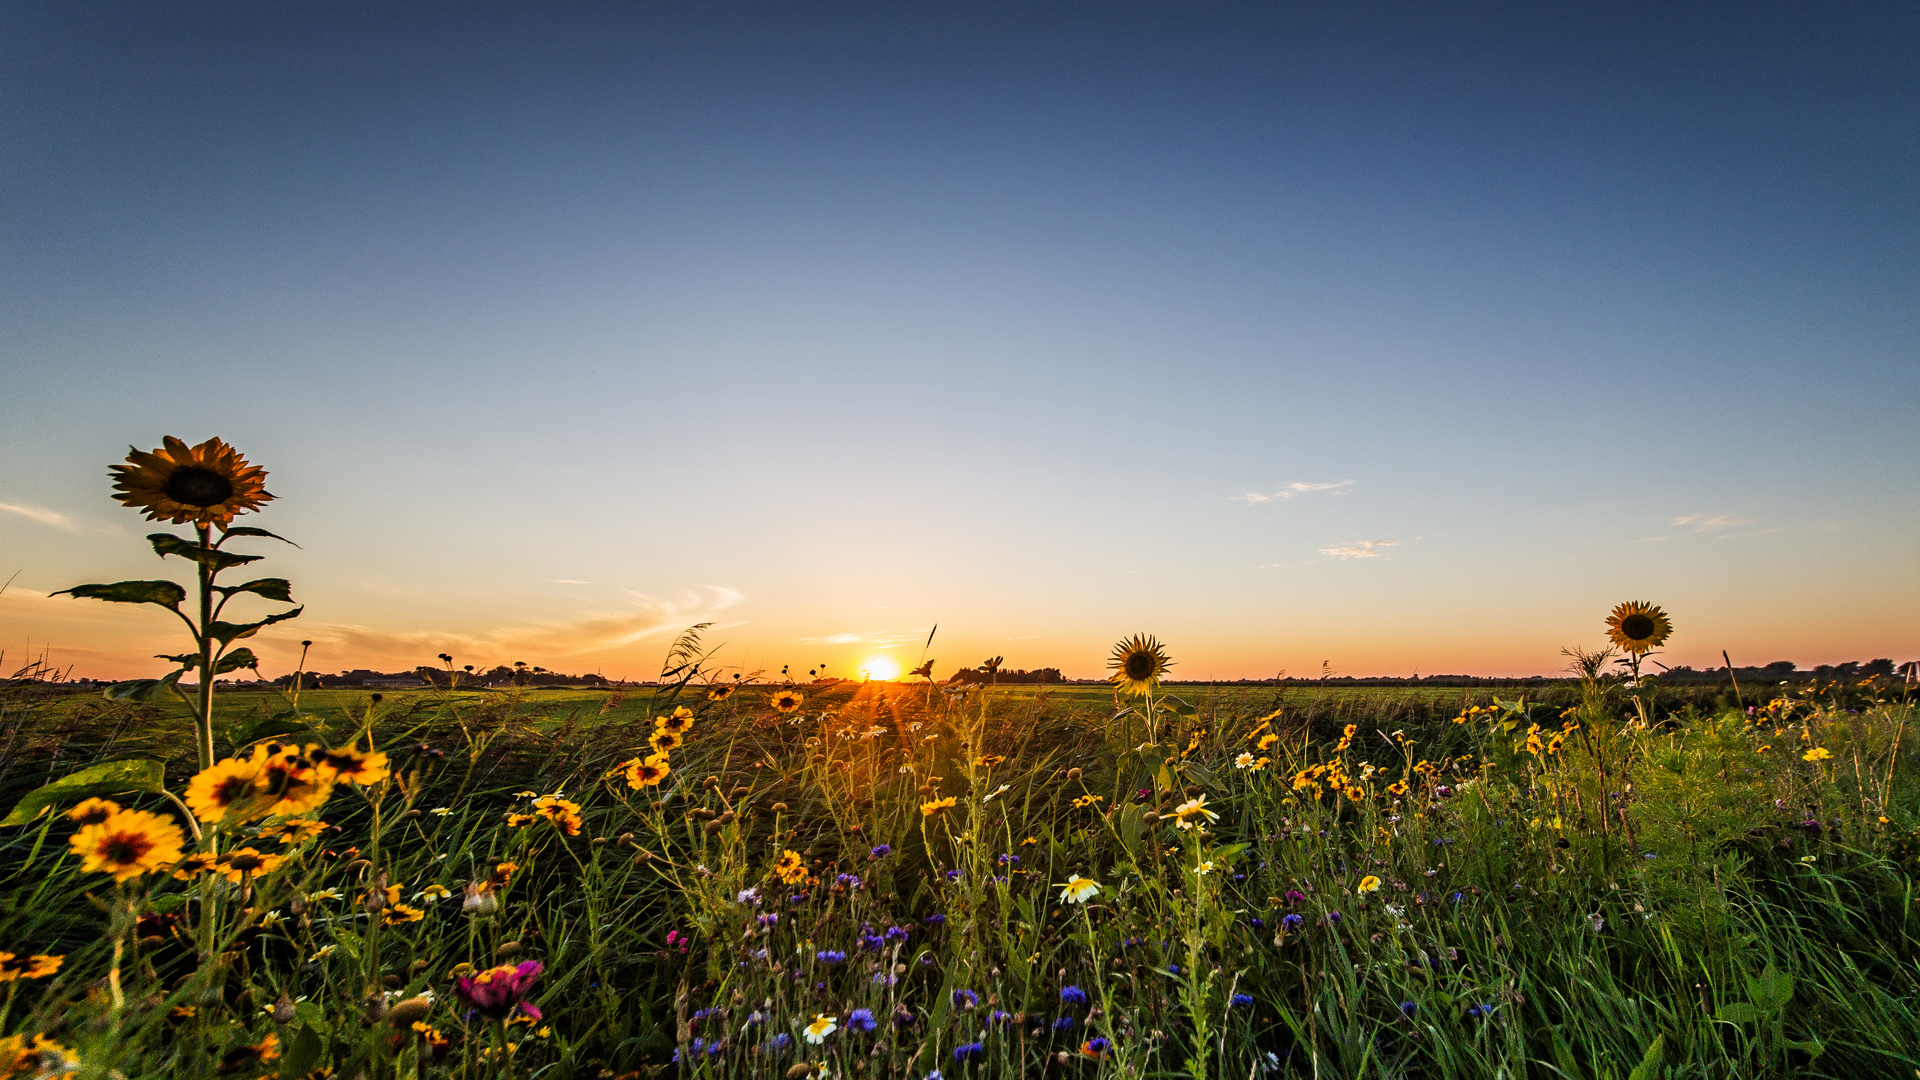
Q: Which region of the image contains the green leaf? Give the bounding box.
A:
[55,579,186,609]
[1753,964,1794,1012]
[217,577,295,603]
[219,525,299,548]
[1,759,168,827]
[209,607,303,646]
[212,648,261,675]
[148,533,261,571]
[1715,1002,1761,1023]
[1551,1034,1583,1080]
[1162,695,1198,717]
[1626,1034,1665,1080]
[1784,1038,1824,1058]
[1213,841,1251,860]
[105,670,186,702]
[147,894,187,914]
[277,1024,324,1078]
[227,714,312,751]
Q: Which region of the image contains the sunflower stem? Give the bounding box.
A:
[194,524,216,771]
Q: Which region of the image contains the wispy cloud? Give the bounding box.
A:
[551,579,593,585]
[1672,513,1754,533]
[1318,539,1399,560]
[791,627,933,649]
[0,503,77,531]
[1233,480,1355,504]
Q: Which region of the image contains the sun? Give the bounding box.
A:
[860,655,901,681]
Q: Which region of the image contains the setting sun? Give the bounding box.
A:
[859,655,901,681]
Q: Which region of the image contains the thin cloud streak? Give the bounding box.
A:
[1319,539,1399,560]
[0,503,77,531]
[1233,480,1356,504]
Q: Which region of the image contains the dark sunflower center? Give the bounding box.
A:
[1124,653,1157,681]
[104,833,152,864]
[1620,614,1656,640]
[164,467,235,507]
[228,854,265,872]
[214,776,254,804]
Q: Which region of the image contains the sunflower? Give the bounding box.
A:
[109,436,272,527]
[186,758,266,823]
[66,797,122,827]
[0,953,62,982]
[656,706,696,734]
[773,849,809,885]
[70,809,186,883]
[706,684,735,702]
[1605,601,1672,655]
[1107,634,1172,695]
[383,903,427,926]
[623,755,670,789]
[531,795,583,836]
[171,852,220,880]
[920,795,958,818]
[769,689,805,714]
[257,817,326,845]
[648,728,683,754]
[214,847,286,883]
[312,744,390,786]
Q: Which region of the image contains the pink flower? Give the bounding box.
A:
[455,960,544,1020]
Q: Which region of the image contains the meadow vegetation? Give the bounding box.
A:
[0,437,1915,1079]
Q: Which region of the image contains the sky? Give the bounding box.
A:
[2,2,1916,683]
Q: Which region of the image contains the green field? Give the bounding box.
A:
[2,671,1915,1079]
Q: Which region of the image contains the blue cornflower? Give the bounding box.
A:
[988,1009,1013,1028]
[816,950,847,964]
[1449,892,1465,905]
[925,912,947,924]
[1060,985,1089,1006]
[884,925,909,942]
[847,1008,878,1033]
[1466,1003,1498,1020]
[1282,913,1304,931]
[1399,1001,1417,1017]
[945,869,962,882]
[758,913,780,927]
[1051,1016,1076,1033]
[953,1041,986,1062]
[1166,963,1181,976]
[952,989,979,1010]
[869,844,893,858]
[766,1033,792,1050]
[1230,993,1254,1009]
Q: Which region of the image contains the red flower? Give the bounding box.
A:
[454,960,544,1020]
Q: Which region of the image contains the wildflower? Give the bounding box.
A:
[455,961,544,1020]
[1334,724,1357,753]
[1194,861,1215,876]
[657,706,697,734]
[975,754,1005,768]
[1802,747,1832,763]
[69,809,185,883]
[774,850,809,885]
[0,954,62,982]
[765,1032,792,1050]
[215,1032,280,1074]
[1282,913,1304,932]
[110,435,271,526]
[707,684,734,701]
[419,883,452,902]
[248,743,333,817]
[464,880,499,914]
[185,758,267,823]
[1052,1016,1077,1032]
[953,1041,986,1062]
[624,754,670,788]
[1256,733,1279,751]
[1060,985,1088,1006]
[1799,854,1818,864]
[951,989,978,1010]
[847,1008,877,1033]
[1234,752,1256,769]
[1107,634,1172,695]
[1071,794,1104,808]
[1079,1037,1113,1060]
[1169,795,1217,830]
[170,851,219,880]
[1587,912,1605,932]
[1058,875,1101,903]
[804,1014,838,1044]
[1605,601,1672,654]
[430,806,453,816]
[311,743,390,786]
[384,903,426,925]
[1230,993,1254,1009]
[649,729,684,754]
[770,689,806,713]
[920,796,958,818]
[214,847,285,883]
[925,912,946,924]
[1465,1003,1497,1020]
[65,798,122,826]
[1250,756,1270,771]
[530,795,584,836]
[1399,1000,1417,1016]
[257,817,326,844]
[1357,875,1382,895]
[815,950,847,965]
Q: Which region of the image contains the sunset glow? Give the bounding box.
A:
[859,656,901,682]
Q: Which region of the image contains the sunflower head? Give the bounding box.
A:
[656,706,696,734]
[1107,634,1173,696]
[66,798,123,827]
[1605,601,1673,655]
[69,809,186,883]
[648,728,684,754]
[109,436,272,527]
[770,689,805,714]
[250,743,334,817]
[705,684,735,702]
[624,755,670,789]
[185,758,267,824]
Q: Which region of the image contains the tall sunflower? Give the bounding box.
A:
[109,436,272,527]
[69,809,186,883]
[770,689,805,714]
[1107,634,1172,696]
[1605,601,1673,655]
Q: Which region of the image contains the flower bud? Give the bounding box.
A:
[272,995,297,1024]
[496,941,522,959]
[387,996,433,1027]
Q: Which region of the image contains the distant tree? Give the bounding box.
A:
[1762,661,1797,678]
[1863,658,1895,678]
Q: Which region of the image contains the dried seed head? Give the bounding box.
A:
[496,941,522,959]
[387,996,433,1027]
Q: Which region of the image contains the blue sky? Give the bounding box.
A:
[2,3,1915,680]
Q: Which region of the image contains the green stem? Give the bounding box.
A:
[194,524,216,770]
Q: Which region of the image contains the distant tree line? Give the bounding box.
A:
[947,666,1065,685]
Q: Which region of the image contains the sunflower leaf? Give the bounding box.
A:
[55,579,187,609]
[227,714,313,752]
[213,648,261,675]
[148,533,263,571]
[1,758,168,827]
[209,607,303,645]
[218,525,299,548]
[216,578,296,603]
[104,670,187,701]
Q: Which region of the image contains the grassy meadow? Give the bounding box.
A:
[2,668,1916,1079]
